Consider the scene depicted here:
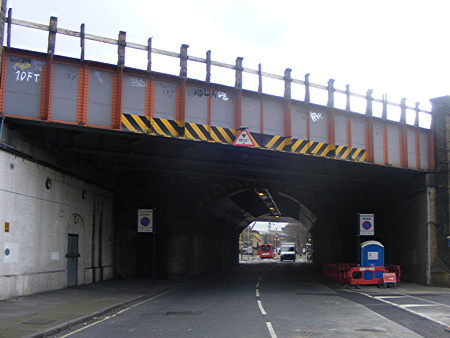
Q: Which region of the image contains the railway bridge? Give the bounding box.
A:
[0,11,449,300]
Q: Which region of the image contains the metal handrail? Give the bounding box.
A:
[4,12,432,122]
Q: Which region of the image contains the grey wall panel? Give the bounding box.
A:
[309,108,328,143]
[407,128,416,168]
[335,114,347,146]
[387,124,400,166]
[122,74,146,116]
[241,96,260,132]
[51,63,79,122]
[263,100,283,135]
[154,80,176,120]
[291,104,307,140]
[3,56,45,118]
[373,122,384,164]
[186,86,207,124]
[351,117,366,149]
[419,130,429,170]
[211,89,234,129]
[87,69,113,127]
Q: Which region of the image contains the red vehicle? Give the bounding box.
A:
[259,244,275,259]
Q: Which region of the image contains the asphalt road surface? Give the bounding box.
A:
[57,258,450,337]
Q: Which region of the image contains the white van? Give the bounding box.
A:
[279,243,297,261]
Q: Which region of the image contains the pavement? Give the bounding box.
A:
[0,277,183,338]
[0,266,449,338]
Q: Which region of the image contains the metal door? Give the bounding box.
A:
[66,234,80,287]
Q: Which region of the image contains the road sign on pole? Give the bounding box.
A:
[359,213,374,236]
[138,209,153,233]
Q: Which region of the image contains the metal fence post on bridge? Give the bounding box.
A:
[365,89,373,116]
[414,102,420,128]
[400,98,408,168]
[400,98,407,124]
[178,44,189,128]
[117,31,126,67]
[205,50,212,126]
[5,7,11,49]
[0,0,7,66]
[47,16,57,56]
[206,50,211,84]
[284,68,292,142]
[327,79,336,155]
[114,31,126,129]
[234,57,243,129]
[304,73,310,104]
[327,79,335,108]
[80,23,85,61]
[382,94,388,120]
[40,16,58,121]
[365,89,375,163]
[147,37,152,72]
[258,63,262,95]
[179,44,189,78]
[304,73,311,141]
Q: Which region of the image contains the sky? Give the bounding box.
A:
[6,0,450,123]
[251,221,286,233]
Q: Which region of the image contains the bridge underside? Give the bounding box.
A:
[3,117,433,284]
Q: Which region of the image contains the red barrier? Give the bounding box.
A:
[323,263,401,286]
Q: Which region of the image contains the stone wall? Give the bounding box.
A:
[430,96,450,286]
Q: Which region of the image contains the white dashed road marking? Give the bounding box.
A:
[256,263,279,338]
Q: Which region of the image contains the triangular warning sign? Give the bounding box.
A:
[233,129,255,147]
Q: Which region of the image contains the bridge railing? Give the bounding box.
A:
[3,10,431,127]
[0,10,435,171]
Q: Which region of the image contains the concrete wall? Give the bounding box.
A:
[0,149,114,300]
[379,183,429,284]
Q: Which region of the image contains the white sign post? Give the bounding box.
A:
[138,209,153,233]
[359,213,374,236]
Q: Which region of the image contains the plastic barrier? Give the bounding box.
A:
[323,263,401,286]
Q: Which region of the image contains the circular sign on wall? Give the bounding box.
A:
[140,216,151,227]
[359,213,374,236]
[138,209,153,233]
[362,220,372,230]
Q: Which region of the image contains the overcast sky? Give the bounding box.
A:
[7,0,450,116]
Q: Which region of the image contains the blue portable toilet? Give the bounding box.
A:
[360,240,384,267]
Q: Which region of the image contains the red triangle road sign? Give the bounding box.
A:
[233,129,255,147]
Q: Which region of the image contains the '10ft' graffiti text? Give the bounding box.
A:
[15,70,41,83]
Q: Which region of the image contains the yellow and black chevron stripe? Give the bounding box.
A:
[121,114,366,162]
[259,134,290,151]
[184,123,238,144]
[121,114,183,137]
[292,139,335,157]
[121,114,152,134]
[335,145,366,161]
[210,126,238,144]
